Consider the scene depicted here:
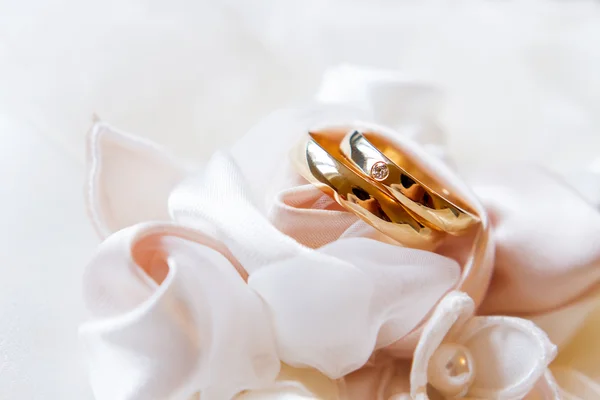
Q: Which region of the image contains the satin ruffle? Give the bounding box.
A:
[80,65,600,399]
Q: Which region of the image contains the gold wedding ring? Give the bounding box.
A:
[292,130,443,249]
[291,128,480,249]
[340,130,479,234]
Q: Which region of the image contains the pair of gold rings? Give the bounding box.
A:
[292,128,480,249]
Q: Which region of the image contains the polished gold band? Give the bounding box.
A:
[291,128,480,249]
[340,130,479,235]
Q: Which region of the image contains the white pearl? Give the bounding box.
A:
[427,343,474,398]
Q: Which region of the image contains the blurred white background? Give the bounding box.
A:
[1,1,600,398]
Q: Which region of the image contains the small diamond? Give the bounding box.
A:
[370,161,389,181]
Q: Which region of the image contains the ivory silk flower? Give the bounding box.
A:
[79,66,600,400]
[409,291,557,400]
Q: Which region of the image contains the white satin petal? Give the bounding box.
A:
[249,238,459,379]
[80,223,280,400]
[456,316,557,399]
[87,122,188,237]
[410,291,475,399]
[249,252,373,378]
[472,167,600,315]
[169,152,309,273]
[319,239,461,349]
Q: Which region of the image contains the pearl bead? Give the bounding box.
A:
[427,343,474,397]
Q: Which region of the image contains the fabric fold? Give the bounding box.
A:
[471,167,600,315]
[86,122,189,237]
[80,223,280,400]
[80,96,600,400]
[410,291,556,400]
[248,237,460,379]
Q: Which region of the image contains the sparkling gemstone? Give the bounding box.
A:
[371,161,390,181]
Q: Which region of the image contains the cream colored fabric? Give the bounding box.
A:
[79,65,600,399]
[2,3,600,397]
